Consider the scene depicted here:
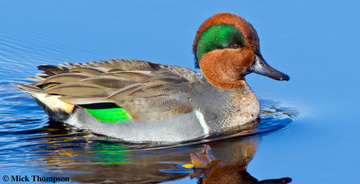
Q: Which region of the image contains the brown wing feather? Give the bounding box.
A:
[37,65,69,75]
[38,73,91,85]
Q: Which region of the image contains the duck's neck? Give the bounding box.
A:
[208,78,249,90]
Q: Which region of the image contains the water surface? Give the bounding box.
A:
[1,1,360,183]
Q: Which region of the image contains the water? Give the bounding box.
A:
[1,1,360,183]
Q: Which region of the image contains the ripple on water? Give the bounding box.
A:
[257,99,297,134]
[248,74,319,132]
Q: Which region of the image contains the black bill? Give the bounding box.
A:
[248,55,290,81]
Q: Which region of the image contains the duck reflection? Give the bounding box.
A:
[35,120,291,183]
[180,144,291,184]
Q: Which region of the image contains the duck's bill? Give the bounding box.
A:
[248,55,290,81]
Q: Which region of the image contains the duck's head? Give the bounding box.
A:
[193,13,289,89]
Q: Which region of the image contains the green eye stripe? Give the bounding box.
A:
[197,24,245,61]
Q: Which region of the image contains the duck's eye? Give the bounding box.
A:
[231,43,241,49]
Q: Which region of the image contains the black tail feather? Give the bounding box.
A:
[33,98,75,122]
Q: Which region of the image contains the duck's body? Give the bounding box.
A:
[17,13,289,143]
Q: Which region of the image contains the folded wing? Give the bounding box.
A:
[20,59,199,122]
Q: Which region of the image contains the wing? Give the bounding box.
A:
[22,59,200,121]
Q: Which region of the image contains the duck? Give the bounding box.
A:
[16,12,289,143]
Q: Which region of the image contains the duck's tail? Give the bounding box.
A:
[14,83,76,122]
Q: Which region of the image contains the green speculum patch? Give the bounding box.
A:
[85,108,133,123]
[196,24,245,62]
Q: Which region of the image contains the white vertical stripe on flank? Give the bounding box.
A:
[195,110,210,136]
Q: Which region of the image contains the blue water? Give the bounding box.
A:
[1,1,360,183]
